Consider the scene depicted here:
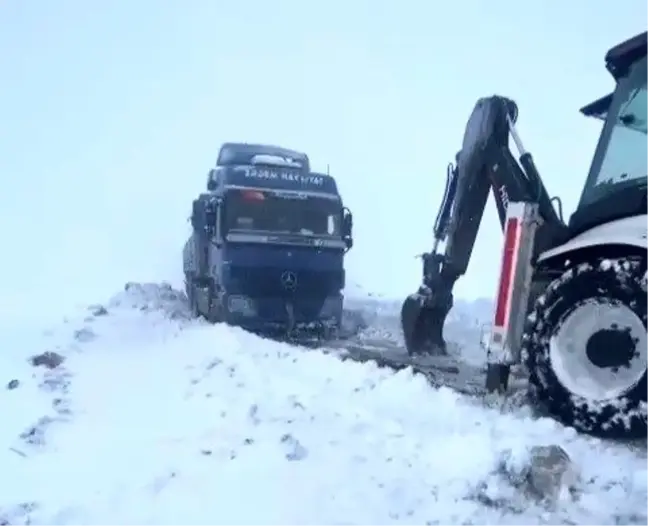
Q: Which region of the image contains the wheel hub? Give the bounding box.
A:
[549,298,647,401]
[586,326,639,370]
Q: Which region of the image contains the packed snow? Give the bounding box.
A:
[250,154,303,168]
[1,283,646,525]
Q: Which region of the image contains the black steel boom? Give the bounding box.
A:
[401,95,567,355]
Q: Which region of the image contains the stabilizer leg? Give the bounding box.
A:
[485,363,511,393]
[485,202,540,393]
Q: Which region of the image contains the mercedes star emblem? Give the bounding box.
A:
[280,271,297,290]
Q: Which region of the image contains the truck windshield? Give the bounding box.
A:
[225,189,342,237]
[579,55,647,207]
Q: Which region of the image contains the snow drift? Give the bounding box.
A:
[1,284,646,525]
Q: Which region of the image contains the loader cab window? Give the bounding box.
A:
[579,55,647,208]
[225,189,342,237]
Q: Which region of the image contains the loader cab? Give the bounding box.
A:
[569,32,647,236]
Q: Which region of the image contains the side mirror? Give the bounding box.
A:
[214,197,224,245]
[191,197,217,236]
[191,199,202,230]
[342,207,353,234]
[206,169,218,191]
[342,207,353,251]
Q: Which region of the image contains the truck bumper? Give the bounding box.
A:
[223,294,343,334]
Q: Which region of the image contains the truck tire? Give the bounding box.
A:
[205,288,224,323]
[185,275,201,318]
[522,257,647,438]
[186,275,223,322]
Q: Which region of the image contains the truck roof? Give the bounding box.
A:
[217,142,310,171]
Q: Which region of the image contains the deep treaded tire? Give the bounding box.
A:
[522,257,647,438]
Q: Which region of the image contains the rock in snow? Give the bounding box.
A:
[525,445,580,503]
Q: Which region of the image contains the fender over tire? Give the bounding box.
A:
[522,257,647,438]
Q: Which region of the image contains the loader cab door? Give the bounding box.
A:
[569,52,647,236]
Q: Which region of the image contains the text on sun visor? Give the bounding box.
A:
[244,167,325,186]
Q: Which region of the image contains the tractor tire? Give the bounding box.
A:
[522,257,647,438]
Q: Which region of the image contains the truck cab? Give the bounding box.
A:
[183,142,354,338]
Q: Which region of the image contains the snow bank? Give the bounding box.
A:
[1,285,645,525]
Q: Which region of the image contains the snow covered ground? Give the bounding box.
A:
[2,283,646,525]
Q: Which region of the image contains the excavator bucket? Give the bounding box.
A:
[401,294,449,355]
[399,162,458,358]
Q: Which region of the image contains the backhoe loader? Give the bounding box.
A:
[401,31,647,437]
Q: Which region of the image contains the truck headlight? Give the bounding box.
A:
[227,295,256,316]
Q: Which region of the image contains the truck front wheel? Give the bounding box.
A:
[185,274,200,318]
[522,257,647,438]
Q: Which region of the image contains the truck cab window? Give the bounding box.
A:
[327,215,339,236]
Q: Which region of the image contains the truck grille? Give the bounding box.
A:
[228,266,344,298]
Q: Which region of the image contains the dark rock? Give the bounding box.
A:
[30,351,65,369]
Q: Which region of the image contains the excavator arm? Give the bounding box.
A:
[401,95,568,355]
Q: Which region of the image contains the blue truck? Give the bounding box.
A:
[182,142,354,338]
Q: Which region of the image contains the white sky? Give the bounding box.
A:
[1,0,645,316]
